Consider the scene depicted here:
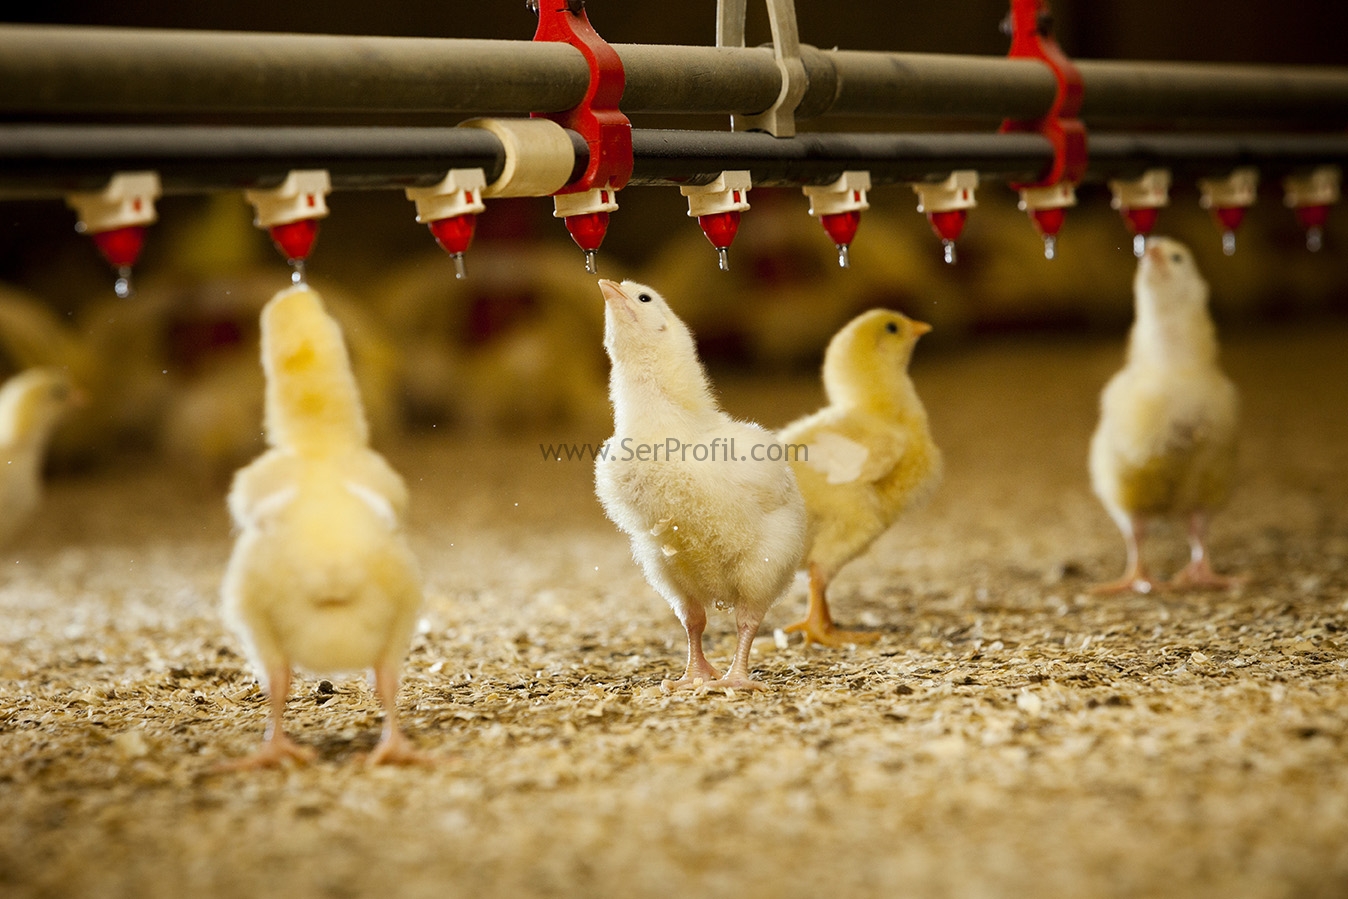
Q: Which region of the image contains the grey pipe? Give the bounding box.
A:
[2,25,1347,127]
[0,26,587,116]
[1075,60,1348,125]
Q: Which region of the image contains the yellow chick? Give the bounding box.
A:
[643,202,963,368]
[221,285,425,768]
[778,310,942,646]
[0,367,79,546]
[1089,237,1240,593]
[373,243,608,432]
[595,280,807,692]
[144,272,401,481]
[0,285,124,467]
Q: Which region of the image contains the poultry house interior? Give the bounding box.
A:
[0,3,1346,897]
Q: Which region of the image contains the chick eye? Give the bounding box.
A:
[638,293,652,303]
[50,383,69,401]
[885,322,899,334]
[1170,253,1183,263]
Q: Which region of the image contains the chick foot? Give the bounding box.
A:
[1168,513,1242,591]
[661,662,721,693]
[1168,559,1244,591]
[1091,519,1158,595]
[1089,574,1160,596]
[216,732,316,771]
[786,567,880,646]
[707,672,766,692]
[215,669,315,770]
[707,616,768,691]
[663,606,722,692]
[366,729,434,767]
[784,616,880,647]
[366,665,433,766]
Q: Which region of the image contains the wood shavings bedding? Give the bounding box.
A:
[0,325,1345,898]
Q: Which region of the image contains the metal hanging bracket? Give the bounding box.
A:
[1000,0,1086,188]
[717,0,808,137]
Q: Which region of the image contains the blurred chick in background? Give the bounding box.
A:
[963,190,1346,328]
[0,194,400,479]
[595,279,807,691]
[0,367,80,546]
[778,310,942,645]
[969,200,1138,330]
[222,285,425,768]
[1089,237,1241,594]
[373,237,608,433]
[643,192,965,368]
[0,284,146,467]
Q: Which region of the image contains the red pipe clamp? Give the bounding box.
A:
[1000,0,1087,258]
[531,1,633,273]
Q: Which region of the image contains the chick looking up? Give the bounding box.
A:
[0,367,79,546]
[1089,237,1240,594]
[778,310,942,646]
[221,285,425,768]
[595,280,807,691]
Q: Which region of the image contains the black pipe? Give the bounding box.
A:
[2,124,1347,200]
[0,125,515,196]
[628,130,1053,187]
[1087,133,1348,180]
[0,124,1052,196]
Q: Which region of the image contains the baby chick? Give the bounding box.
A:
[373,243,608,432]
[221,285,425,768]
[0,367,79,546]
[594,279,807,691]
[1089,236,1240,593]
[778,310,942,646]
[0,285,127,467]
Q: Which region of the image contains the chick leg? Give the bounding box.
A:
[662,603,721,692]
[1169,511,1243,590]
[784,563,880,646]
[366,662,432,767]
[1091,515,1159,595]
[217,665,316,771]
[709,607,767,692]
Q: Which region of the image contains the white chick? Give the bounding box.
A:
[221,285,425,768]
[778,310,942,646]
[0,367,78,546]
[1089,237,1240,593]
[594,279,807,691]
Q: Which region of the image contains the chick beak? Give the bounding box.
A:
[910,320,933,338]
[598,279,638,322]
[1145,241,1166,266]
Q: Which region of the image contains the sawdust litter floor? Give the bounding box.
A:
[1,322,1346,899]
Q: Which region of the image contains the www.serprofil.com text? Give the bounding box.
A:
[541,438,808,464]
